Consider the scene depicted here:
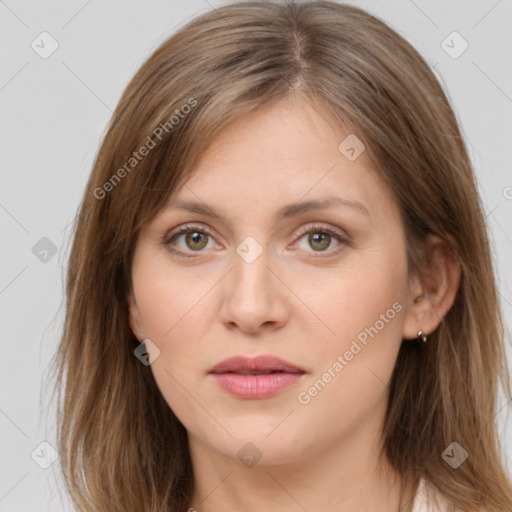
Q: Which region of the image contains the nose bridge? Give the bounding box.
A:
[220,236,287,332]
[231,237,273,303]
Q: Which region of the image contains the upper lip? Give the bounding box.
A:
[209,355,305,375]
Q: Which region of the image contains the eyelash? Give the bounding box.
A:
[162,223,350,259]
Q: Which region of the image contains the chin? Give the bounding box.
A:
[200,418,315,467]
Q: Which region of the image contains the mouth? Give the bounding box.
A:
[209,355,306,399]
[209,354,305,374]
[221,370,296,375]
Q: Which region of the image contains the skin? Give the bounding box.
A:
[128,94,460,512]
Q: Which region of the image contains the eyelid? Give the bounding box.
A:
[293,222,348,240]
[164,223,215,239]
[162,221,350,258]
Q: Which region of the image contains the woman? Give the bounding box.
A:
[50,1,512,511]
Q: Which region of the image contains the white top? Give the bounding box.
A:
[411,478,450,511]
[411,478,474,512]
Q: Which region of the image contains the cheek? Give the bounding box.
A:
[131,259,213,424]
[287,270,406,450]
[291,251,407,411]
[293,255,407,355]
[132,251,212,343]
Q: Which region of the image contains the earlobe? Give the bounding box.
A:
[402,234,461,340]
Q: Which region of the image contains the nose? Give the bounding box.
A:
[219,243,290,335]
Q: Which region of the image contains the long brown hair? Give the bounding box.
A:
[47,1,512,510]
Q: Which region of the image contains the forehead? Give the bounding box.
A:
[192,96,351,173]
[166,97,390,217]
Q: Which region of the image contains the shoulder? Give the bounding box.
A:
[411,478,486,512]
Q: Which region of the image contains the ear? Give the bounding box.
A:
[402,234,461,340]
[127,290,144,342]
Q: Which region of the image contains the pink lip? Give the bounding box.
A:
[209,355,306,399]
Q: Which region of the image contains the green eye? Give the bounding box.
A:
[293,225,348,257]
[164,225,214,257]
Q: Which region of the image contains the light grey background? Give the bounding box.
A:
[1,1,511,510]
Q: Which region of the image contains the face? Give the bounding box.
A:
[128,95,415,466]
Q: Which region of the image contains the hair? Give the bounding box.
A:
[47,1,512,511]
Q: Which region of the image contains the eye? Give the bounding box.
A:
[163,224,218,257]
[292,223,349,257]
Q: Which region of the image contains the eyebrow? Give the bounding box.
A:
[165,195,370,224]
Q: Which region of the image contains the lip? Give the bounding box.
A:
[210,355,305,374]
[209,355,306,399]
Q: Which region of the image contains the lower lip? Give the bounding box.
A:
[210,372,305,399]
